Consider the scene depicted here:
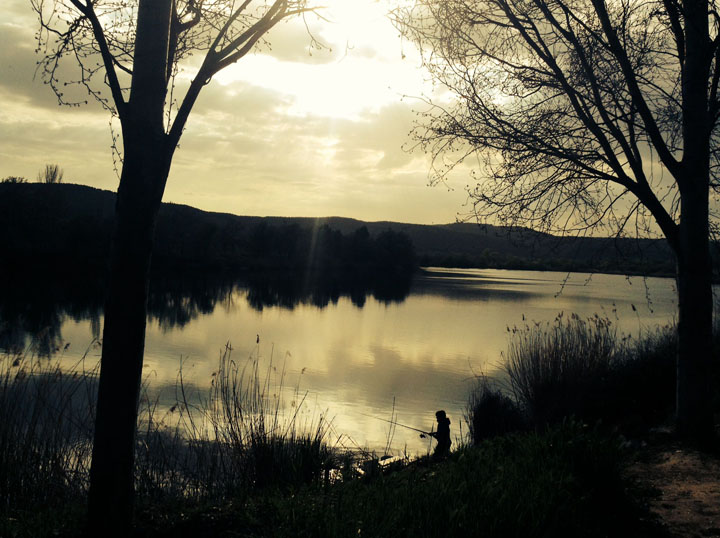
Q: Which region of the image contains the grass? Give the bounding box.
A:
[467,312,708,443]
[0,348,96,537]
[0,344,342,537]
[505,313,622,428]
[131,345,338,502]
[150,421,651,538]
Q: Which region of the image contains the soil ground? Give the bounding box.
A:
[626,433,720,538]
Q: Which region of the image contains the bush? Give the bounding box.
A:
[466,377,526,443]
[602,326,676,430]
[502,313,683,432]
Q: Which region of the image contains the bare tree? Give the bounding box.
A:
[394,0,718,439]
[37,163,63,183]
[31,1,321,534]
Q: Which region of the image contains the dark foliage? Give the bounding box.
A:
[0,183,685,277]
[466,378,527,443]
[258,422,649,538]
[501,315,720,434]
[1,176,27,184]
[0,183,415,277]
[0,269,414,357]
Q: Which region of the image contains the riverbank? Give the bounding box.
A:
[133,423,668,538]
[5,423,676,538]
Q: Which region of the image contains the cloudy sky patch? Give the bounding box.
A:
[1,0,471,224]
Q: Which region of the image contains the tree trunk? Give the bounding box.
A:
[675,0,714,442]
[675,185,714,440]
[87,1,173,534]
[87,150,166,536]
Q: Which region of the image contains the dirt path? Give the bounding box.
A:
[627,440,720,538]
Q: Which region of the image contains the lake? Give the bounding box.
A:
[0,267,678,455]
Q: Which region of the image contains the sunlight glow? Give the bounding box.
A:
[214,0,428,120]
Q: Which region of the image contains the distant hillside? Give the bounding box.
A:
[0,182,677,276]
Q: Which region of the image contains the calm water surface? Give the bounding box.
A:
[4,268,678,454]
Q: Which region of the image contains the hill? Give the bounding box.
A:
[0,182,675,276]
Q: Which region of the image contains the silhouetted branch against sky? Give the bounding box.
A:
[392,0,720,239]
[30,1,323,143]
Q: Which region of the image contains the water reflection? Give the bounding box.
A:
[244,271,412,310]
[0,275,104,356]
[0,270,414,353]
[0,267,679,454]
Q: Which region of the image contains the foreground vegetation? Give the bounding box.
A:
[467,314,720,444]
[2,315,717,537]
[136,422,650,538]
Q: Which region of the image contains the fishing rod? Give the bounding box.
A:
[360,413,433,436]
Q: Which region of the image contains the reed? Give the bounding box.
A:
[498,313,690,433]
[505,313,620,426]
[179,344,337,493]
[0,348,97,536]
[0,342,342,535]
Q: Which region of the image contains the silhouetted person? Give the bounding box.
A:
[429,410,451,458]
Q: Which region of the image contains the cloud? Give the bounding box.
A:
[162,83,467,222]
[6,2,36,24]
[0,20,112,112]
[0,24,59,109]
[2,0,465,225]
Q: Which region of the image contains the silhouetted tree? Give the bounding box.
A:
[395,0,719,440]
[31,1,321,534]
[1,176,27,184]
[37,164,64,184]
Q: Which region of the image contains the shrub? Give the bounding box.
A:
[466,376,526,443]
[602,326,676,430]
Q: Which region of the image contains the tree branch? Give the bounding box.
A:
[590,0,681,178]
[68,0,128,116]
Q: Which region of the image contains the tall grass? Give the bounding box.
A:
[0,349,96,536]
[1,343,340,535]
[135,345,337,499]
[467,313,683,443]
[505,313,622,427]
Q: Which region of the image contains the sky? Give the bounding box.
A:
[0,0,472,224]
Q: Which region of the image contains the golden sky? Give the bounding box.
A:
[0,0,472,224]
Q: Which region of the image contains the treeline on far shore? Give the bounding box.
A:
[0,183,415,278]
[0,182,693,279]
